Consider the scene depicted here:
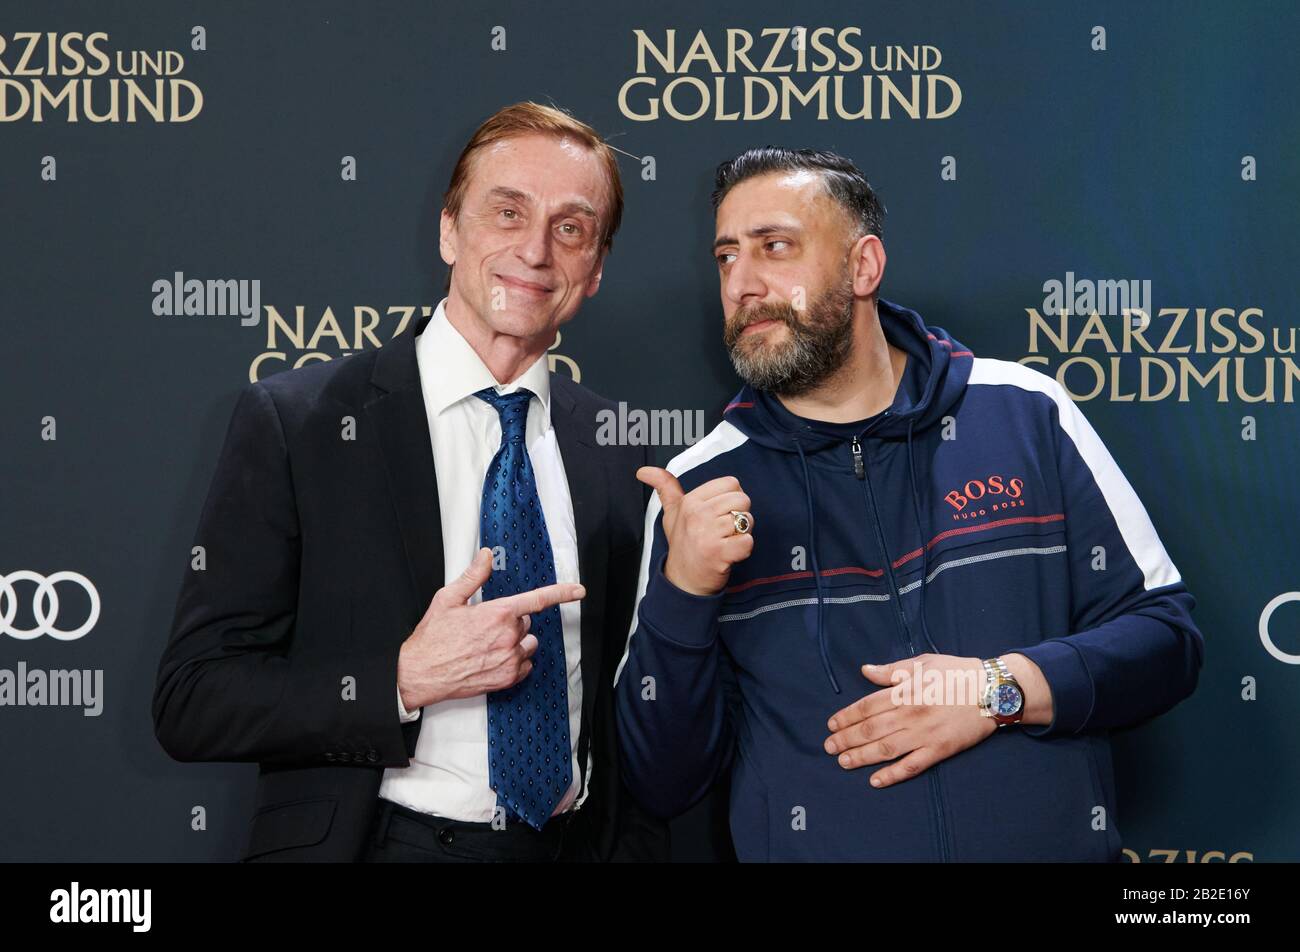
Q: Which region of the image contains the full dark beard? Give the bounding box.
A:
[724,272,856,397]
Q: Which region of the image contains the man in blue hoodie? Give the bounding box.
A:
[613,147,1204,861]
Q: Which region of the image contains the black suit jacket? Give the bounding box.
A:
[153,313,667,862]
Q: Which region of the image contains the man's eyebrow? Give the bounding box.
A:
[712,223,802,251]
[487,186,530,204]
[486,187,597,219]
[558,200,598,219]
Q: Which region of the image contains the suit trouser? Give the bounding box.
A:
[361,797,584,863]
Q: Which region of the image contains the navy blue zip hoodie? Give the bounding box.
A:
[613,298,1204,862]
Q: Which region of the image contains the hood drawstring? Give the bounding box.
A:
[906,419,940,654]
[795,439,841,694]
[795,422,938,694]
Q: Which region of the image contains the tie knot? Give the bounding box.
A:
[474,387,533,444]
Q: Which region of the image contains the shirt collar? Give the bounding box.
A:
[417,297,552,421]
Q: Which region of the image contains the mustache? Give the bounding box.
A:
[724,302,799,346]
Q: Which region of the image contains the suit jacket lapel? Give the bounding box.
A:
[550,377,609,784]
[365,314,444,621]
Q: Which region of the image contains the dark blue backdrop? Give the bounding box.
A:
[2,0,1296,861]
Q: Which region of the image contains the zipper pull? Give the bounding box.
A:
[850,437,865,480]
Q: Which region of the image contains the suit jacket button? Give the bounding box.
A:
[438,828,454,846]
[366,751,380,763]
[324,752,336,762]
[337,752,352,763]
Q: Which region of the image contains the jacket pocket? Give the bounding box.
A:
[241,796,338,861]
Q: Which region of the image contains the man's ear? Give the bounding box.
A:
[439,208,457,267]
[584,247,607,297]
[849,233,885,299]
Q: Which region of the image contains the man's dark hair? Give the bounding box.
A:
[710,147,886,241]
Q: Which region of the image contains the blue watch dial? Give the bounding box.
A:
[994,683,1023,716]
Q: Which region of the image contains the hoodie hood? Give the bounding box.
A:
[719,298,975,693]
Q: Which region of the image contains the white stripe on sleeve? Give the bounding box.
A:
[967,358,1181,591]
[612,420,750,686]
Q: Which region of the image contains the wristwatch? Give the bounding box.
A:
[978,657,1024,727]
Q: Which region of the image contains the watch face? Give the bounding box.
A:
[994,683,1024,717]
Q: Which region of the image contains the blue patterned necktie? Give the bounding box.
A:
[474,386,573,829]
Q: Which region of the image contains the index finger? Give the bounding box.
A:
[498,581,587,616]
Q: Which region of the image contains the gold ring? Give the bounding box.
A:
[730,510,753,535]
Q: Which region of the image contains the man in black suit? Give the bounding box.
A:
[153,102,667,862]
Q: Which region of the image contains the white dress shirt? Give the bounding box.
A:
[378,297,590,820]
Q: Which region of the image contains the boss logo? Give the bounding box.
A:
[943,476,1026,519]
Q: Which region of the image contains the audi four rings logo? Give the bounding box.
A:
[0,571,101,641]
[1260,592,1300,665]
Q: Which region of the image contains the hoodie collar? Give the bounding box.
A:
[753,346,924,447]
